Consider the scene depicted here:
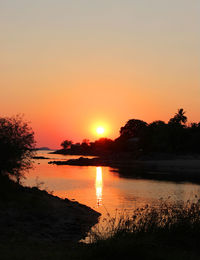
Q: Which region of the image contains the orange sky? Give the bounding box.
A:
[0,1,199,148]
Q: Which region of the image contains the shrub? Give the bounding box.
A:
[0,115,35,182]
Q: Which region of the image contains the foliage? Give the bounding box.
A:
[93,138,114,152]
[3,199,200,260]
[60,140,72,150]
[168,108,187,126]
[120,119,147,139]
[0,115,35,181]
[116,108,200,154]
[59,108,200,156]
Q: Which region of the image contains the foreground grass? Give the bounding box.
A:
[1,197,200,260]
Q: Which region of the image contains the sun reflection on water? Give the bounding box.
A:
[96,167,103,207]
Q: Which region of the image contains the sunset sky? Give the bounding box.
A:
[0,0,199,148]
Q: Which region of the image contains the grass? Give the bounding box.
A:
[88,198,200,240]
[2,197,200,259]
[1,174,200,259]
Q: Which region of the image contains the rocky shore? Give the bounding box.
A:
[0,177,100,244]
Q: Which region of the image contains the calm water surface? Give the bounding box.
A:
[24,150,200,237]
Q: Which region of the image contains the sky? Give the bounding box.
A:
[0,0,199,148]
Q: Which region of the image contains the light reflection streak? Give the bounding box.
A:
[96,167,103,206]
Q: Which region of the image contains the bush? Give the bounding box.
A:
[0,115,35,182]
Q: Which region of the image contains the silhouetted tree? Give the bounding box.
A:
[167,109,188,152]
[168,108,187,126]
[191,122,200,129]
[57,108,200,157]
[0,115,35,182]
[61,140,72,150]
[186,122,200,153]
[94,138,114,152]
[149,120,166,128]
[147,121,170,152]
[115,119,148,154]
[82,139,90,145]
[120,119,148,139]
[81,139,90,149]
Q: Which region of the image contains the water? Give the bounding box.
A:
[24,150,200,238]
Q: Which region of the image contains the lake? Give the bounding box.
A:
[24,150,200,239]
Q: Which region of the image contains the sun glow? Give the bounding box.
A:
[96,126,105,135]
[91,121,110,138]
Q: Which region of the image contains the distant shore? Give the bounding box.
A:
[50,149,98,156]
[48,155,200,183]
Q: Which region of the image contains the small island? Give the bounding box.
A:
[49,109,200,183]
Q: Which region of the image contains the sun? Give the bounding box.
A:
[91,122,109,138]
[96,126,105,136]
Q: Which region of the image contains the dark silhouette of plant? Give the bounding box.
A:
[58,108,200,157]
[0,115,35,182]
[81,139,90,150]
[88,199,200,243]
[120,119,147,139]
[191,122,200,129]
[61,140,72,150]
[167,109,188,152]
[186,122,200,153]
[146,120,170,152]
[116,119,148,154]
[149,120,166,128]
[168,108,187,126]
[93,138,114,152]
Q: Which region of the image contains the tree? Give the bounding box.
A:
[168,108,187,126]
[167,109,188,152]
[149,120,166,128]
[81,139,90,150]
[147,121,170,152]
[61,140,72,150]
[120,119,147,139]
[0,115,35,182]
[94,138,114,151]
[191,122,200,129]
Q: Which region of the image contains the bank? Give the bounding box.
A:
[0,175,100,244]
[48,155,200,183]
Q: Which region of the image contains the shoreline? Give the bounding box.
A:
[48,156,200,183]
[0,177,101,244]
[48,156,200,169]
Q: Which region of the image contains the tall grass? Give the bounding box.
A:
[88,197,200,243]
[2,194,200,259]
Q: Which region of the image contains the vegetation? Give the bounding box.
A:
[2,199,200,259]
[56,108,200,157]
[0,115,100,254]
[0,115,35,182]
[1,111,200,259]
[89,198,200,242]
[61,140,73,150]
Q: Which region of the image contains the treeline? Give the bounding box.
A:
[59,109,200,157]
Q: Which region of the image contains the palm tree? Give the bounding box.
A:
[168,108,187,126]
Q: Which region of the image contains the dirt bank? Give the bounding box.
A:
[0,177,100,244]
